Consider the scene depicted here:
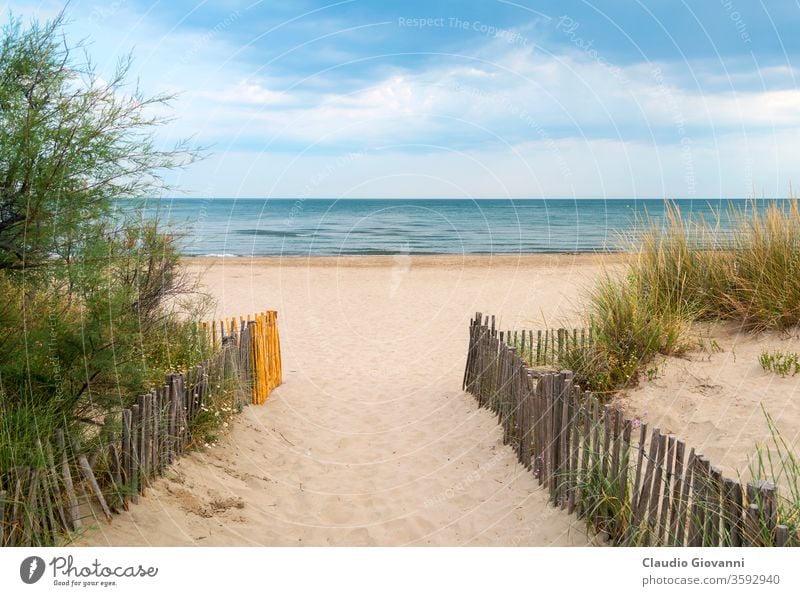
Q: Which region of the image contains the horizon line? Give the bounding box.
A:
[143,196,779,201]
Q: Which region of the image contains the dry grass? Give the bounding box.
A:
[576,199,800,392]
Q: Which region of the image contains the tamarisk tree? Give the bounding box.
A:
[0,13,205,461]
[0,14,196,270]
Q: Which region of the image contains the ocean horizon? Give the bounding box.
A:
[133,198,781,257]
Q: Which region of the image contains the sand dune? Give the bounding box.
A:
[79,254,613,546]
[615,323,800,479]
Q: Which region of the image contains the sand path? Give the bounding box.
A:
[81,255,610,546]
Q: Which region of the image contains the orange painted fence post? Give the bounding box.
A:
[201,310,283,405]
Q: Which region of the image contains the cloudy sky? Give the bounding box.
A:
[5,1,800,198]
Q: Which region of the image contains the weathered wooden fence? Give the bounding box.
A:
[0,310,282,547]
[503,326,594,367]
[464,313,796,547]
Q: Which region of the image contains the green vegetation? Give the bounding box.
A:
[550,199,800,545]
[759,350,800,377]
[564,199,800,392]
[564,270,688,392]
[749,408,800,544]
[0,14,206,479]
[629,200,800,330]
[566,409,799,547]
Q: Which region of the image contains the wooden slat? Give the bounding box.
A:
[668,440,685,545]
[617,417,632,534]
[589,398,601,526]
[138,394,149,488]
[632,428,660,545]
[463,317,478,391]
[44,440,68,533]
[630,423,648,515]
[602,406,614,488]
[559,373,572,508]
[536,330,542,365]
[657,436,675,545]
[698,458,714,546]
[708,466,723,546]
[625,423,646,543]
[645,432,666,545]
[609,410,623,504]
[675,447,696,547]
[758,481,777,540]
[151,392,160,474]
[522,370,534,470]
[776,525,789,547]
[577,394,591,517]
[532,375,542,483]
[130,404,141,503]
[56,430,81,531]
[38,468,58,544]
[76,450,112,523]
[567,387,581,515]
[688,455,706,547]
[122,409,132,507]
[744,503,760,547]
[550,373,563,502]
[722,478,743,547]
[543,373,555,491]
[108,442,123,512]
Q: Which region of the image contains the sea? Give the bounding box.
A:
[131,198,772,257]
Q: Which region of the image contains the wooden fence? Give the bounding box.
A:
[464,313,796,547]
[501,326,594,367]
[201,310,283,404]
[0,310,282,547]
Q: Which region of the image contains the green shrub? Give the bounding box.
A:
[0,13,205,484]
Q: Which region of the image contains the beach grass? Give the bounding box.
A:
[568,199,800,392]
[632,199,800,329]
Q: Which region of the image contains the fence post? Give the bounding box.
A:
[667,440,685,546]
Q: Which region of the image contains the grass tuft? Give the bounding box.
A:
[759,350,800,377]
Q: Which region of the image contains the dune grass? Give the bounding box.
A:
[569,199,800,392]
[631,198,800,330]
[545,199,800,545]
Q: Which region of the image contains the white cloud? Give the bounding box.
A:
[157,40,800,155]
[195,79,288,105]
[166,126,800,199]
[13,1,797,197]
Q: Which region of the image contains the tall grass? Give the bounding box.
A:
[748,407,800,543]
[632,204,733,321]
[728,200,800,328]
[632,199,800,329]
[572,199,800,391]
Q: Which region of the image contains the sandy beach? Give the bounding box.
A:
[77,253,800,546]
[616,323,800,479]
[80,254,613,546]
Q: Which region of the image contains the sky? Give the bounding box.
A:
[4,0,800,198]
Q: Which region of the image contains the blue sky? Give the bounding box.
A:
[5,0,800,198]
